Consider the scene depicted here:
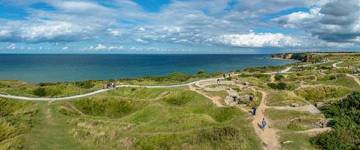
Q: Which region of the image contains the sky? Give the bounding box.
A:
[0,0,360,54]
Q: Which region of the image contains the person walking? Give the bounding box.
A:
[252,107,257,116]
[261,118,267,130]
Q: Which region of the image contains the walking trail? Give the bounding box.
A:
[252,90,280,150]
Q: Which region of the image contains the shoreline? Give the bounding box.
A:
[0,55,294,84]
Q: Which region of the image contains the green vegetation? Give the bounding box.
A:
[267,82,295,90]
[266,109,324,131]
[311,92,360,150]
[55,88,261,149]
[313,74,360,90]
[1,53,360,149]
[123,71,220,85]
[0,99,38,150]
[295,85,351,103]
[267,91,306,106]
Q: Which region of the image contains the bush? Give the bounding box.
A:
[329,75,337,80]
[268,82,288,90]
[33,87,61,97]
[311,92,360,150]
[75,80,95,89]
[274,74,284,81]
[33,88,46,97]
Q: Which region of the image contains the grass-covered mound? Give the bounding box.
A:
[0,80,103,98]
[56,87,261,150]
[311,92,360,150]
[312,74,360,90]
[267,91,307,106]
[0,98,38,149]
[266,109,324,131]
[295,85,351,103]
[121,71,220,86]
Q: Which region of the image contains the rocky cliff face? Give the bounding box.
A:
[271,53,294,60]
[271,53,320,62]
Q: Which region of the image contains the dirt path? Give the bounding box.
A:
[270,74,275,83]
[332,61,342,68]
[267,105,320,114]
[188,84,224,107]
[346,74,360,86]
[252,91,280,150]
[296,127,331,136]
[24,102,82,149]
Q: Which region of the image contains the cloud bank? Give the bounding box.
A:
[0,0,359,53]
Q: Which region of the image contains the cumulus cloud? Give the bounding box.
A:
[0,20,95,42]
[275,0,360,43]
[217,32,301,47]
[2,0,360,52]
[6,43,16,50]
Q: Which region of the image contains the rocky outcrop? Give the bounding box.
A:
[271,53,323,62]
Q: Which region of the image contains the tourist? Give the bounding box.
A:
[252,107,256,116]
[261,118,267,130]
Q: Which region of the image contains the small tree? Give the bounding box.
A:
[33,88,47,96]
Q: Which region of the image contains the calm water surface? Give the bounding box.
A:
[0,54,293,83]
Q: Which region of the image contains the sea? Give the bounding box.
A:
[0,54,294,83]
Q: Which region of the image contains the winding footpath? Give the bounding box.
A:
[0,78,220,101]
[252,90,280,150]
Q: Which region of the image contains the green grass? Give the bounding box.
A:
[266,109,324,131]
[312,74,360,90]
[22,102,84,150]
[0,98,38,150]
[267,90,307,106]
[295,85,352,103]
[0,80,104,98]
[55,87,262,150]
[279,132,317,150]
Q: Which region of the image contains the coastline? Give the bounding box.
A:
[0,54,293,83]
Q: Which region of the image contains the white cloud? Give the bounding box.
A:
[108,29,122,37]
[93,44,107,50]
[20,21,87,42]
[6,43,16,49]
[217,32,301,47]
[49,1,113,15]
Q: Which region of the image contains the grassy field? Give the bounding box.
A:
[0,98,38,150]
[294,85,351,103]
[55,87,262,149]
[0,87,261,150]
[1,53,360,149]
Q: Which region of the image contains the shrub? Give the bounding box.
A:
[311,92,360,149]
[274,74,284,81]
[33,88,47,96]
[268,82,288,90]
[329,75,337,80]
[75,80,95,89]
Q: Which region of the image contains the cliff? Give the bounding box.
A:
[271,53,324,62]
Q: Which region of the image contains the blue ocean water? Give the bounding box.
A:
[0,54,293,83]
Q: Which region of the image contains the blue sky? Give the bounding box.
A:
[0,0,359,53]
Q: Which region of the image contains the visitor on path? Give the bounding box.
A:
[217,79,220,84]
[261,118,267,130]
[252,107,257,116]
